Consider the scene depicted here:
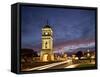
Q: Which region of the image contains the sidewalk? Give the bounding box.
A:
[65,64,79,68]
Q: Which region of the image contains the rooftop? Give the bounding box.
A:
[43,25,52,28]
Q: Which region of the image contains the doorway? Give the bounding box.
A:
[43,54,48,61]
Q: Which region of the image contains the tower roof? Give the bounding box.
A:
[43,25,52,28]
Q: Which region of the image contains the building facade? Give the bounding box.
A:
[40,25,54,62]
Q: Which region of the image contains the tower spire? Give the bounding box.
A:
[43,18,51,28]
[47,19,49,25]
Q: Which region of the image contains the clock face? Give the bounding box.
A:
[45,32,48,35]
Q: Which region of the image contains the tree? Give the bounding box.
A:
[76,51,83,60]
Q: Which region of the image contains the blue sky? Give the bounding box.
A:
[21,6,96,49]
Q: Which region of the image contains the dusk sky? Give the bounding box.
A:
[21,6,96,51]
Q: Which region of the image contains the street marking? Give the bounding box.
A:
[38,60,72,70]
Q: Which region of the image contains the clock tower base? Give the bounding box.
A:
[40,49,54,62]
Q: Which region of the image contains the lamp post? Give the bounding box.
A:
[87,49,91,62]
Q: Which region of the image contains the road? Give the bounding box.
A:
[22,60,73,71]
[22,59,96,71]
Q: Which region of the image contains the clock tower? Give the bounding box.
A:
[40,24,54,62]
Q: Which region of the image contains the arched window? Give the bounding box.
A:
[45,42,47,48]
